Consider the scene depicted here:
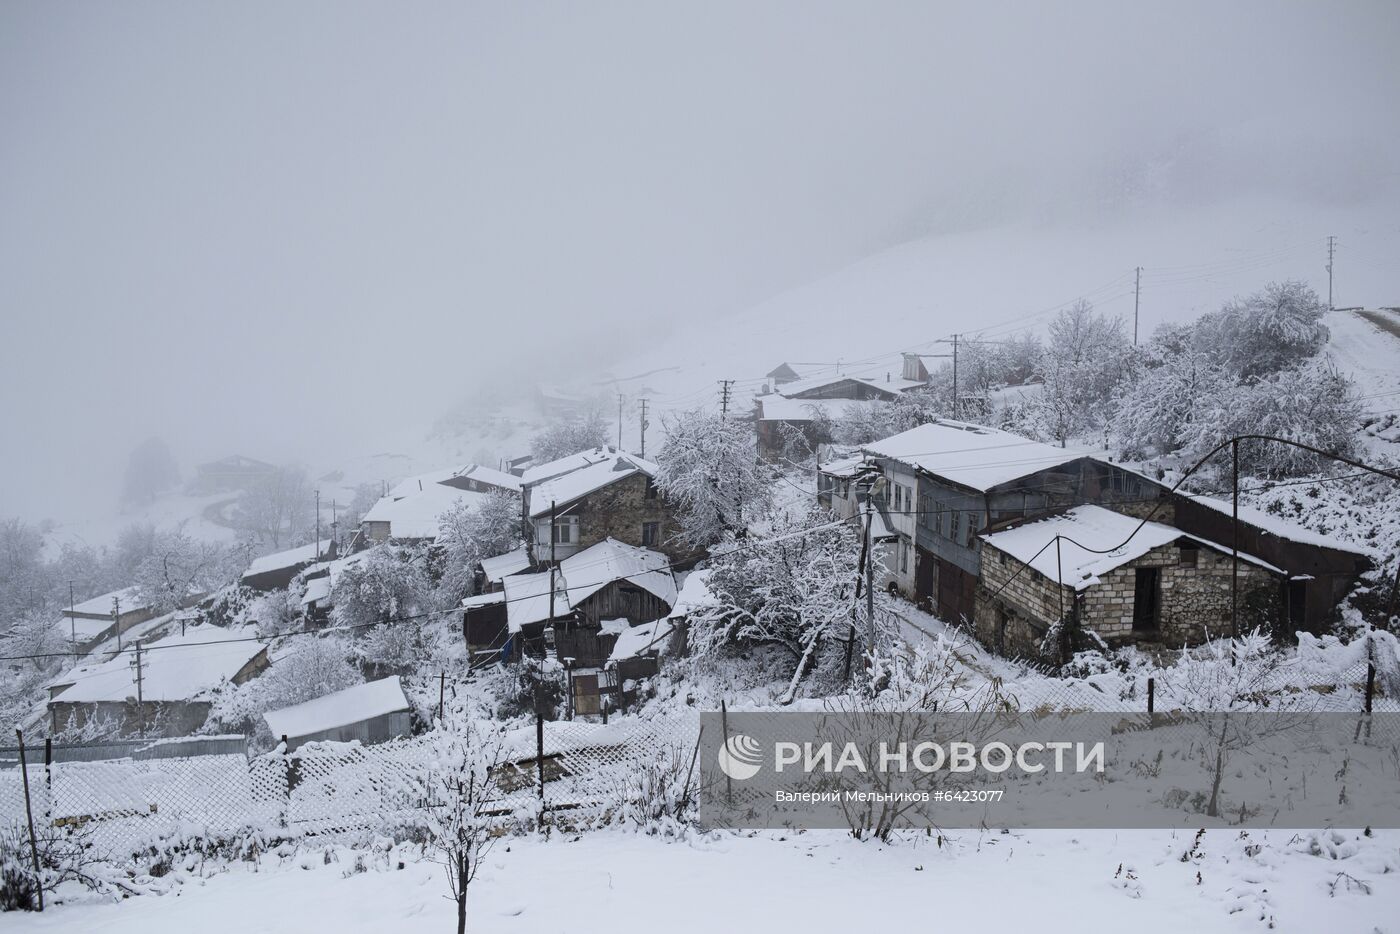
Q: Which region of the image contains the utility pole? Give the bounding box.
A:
[315,489,321,561]
[1133,266,1142,346]
[1230,438,1240,645]
[617,393,624,449]
[638,399,649,458]
[548,500,557,621]
[1326,236,1336,311]
[718,380,734,418]
[113,595,122,653]
[68,580,76,662]
[951,334,959,420]
[132,641,144,736]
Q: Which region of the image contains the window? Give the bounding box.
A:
[1179,544,1198,567]
[553,515,579,545]
[900,538,910,574]
[644,478,659,500]
[950,511,962,543]
[641,521,660,547]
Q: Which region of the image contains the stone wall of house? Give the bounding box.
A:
[573,473,703,567]
[49,700,214,738]
[975,539,1279,659]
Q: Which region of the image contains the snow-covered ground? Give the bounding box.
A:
[22,828,1399,933]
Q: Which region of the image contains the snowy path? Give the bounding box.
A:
[1323,309,1400,413]
[18,829,1397,933]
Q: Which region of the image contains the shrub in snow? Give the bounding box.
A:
[655,408,774,549]
[614,744,697,835]
[331,546,436,675]
[0,821,98,912]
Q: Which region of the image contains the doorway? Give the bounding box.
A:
[1132,568,1160,632]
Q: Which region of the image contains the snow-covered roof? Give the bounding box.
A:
[980,505,1283,591]
[525,452,658,518]
[242,540,333,579]
[1177,493,1370,556]
[863,420,1090,492]
[667,569,716,620]
[64,585,146,618]
[301,576,332,606]
[462,590,506,609]
[503,539,677,632]
[52,615,114,643]
[521,447,625,485]
[774,372,922,399]
[818,454,869,479]
[480,545,531,583]
[607,618,676,664]
[262,676,410,740]
[363,484,486,539]
[48,626,266,704]
[757,396,869,422]
[450,464,522,493]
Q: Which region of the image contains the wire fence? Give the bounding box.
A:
[0,713,698,865]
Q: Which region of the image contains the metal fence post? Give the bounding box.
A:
[536,711,546,831]
[15,730,44,912]
[720,699,732,806]
[1146,677,1155,723]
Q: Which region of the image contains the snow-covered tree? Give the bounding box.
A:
[132,528,244,615]
[434,490,522,606]
[230,465,314,549]
[689,504,872,701]
[0,518,50,623]
[530,410,609,464]
[1180,361,1362,477]
[332,546,435,674]
[0,611,68,730]
[1114,352,1230,459]
[1198,280,1328,379]
[425,706,506,934]
[655,409,774,549]
[1034,300,1133,446]
[121,436,179,504]
[832,390,946,447]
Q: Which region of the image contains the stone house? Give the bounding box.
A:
[975,505,1283,661]
[861,420,1164,625]
[520,447,698,567]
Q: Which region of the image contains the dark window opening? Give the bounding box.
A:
[1179,544,1198,567]
[641,521,660,547]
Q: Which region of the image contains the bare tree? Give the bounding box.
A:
[231,466,314,549]
[121,436,180,504]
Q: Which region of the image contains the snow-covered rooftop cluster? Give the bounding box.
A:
[363,482,486,540]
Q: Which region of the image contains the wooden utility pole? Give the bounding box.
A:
[315,489,321,561]
[638,399,649,458]
[951,334,959,420]
[616,393,624,448]
[1133,266,1142,345]
[1231,438,1240,644]
[132,642,144,736]
[68,580,76,662]
[113,595,122,652]
[718,380,735,418]
[1326,236,1336,310]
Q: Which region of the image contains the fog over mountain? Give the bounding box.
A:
[2,1,1397,523]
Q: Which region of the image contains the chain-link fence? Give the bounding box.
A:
[0,713,699,865]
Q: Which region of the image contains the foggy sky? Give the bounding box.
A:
[2,1,1397,523]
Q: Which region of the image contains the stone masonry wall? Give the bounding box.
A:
[572,473,703,567]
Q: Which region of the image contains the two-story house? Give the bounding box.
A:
[519,447,700,568]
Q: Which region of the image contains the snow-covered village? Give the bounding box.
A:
[3,4,1400,932]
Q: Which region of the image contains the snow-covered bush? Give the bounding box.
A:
[655,408,774,549]
[614,744,696,835]
[1114,352,1230,459]
[330,546,436,675]
[0,821,97,912]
